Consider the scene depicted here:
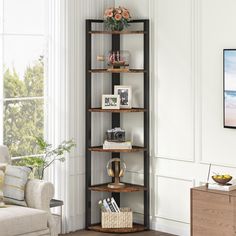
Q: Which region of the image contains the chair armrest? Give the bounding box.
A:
[25,179,54,211]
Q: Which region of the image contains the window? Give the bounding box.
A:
[0,0,48,158]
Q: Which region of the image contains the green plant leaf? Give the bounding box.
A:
[15,138,75,179]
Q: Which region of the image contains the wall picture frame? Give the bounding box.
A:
[224,49,236,128]
[114,85,132,109]
[102,95,120,109]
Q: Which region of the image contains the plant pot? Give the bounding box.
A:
[32,167,44,180]
[110,22,124,31]
[105,20,125,31]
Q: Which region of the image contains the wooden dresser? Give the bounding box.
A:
[191,186,236,236]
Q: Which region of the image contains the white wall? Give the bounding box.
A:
[62,0,114,231]
[115,0,236,236]
[71,0,236,235]
[152,0,236,235]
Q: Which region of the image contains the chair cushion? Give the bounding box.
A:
[3,165,31,206]
[0,205,48,236]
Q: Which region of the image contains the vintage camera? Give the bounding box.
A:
[106,127,125,142]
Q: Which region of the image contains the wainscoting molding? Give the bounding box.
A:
[154,0,195,162]
[154,175,194,223]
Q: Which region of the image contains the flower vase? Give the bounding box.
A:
[104,6,131,32]
[111,22,124,31]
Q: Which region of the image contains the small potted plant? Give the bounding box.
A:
[104,6,131,31]
[17,137,76,180]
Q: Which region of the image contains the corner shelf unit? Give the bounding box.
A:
[85,19,150,233]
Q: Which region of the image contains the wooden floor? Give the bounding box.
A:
[63,230,176,236]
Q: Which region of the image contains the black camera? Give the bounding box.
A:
[106,127,125,142]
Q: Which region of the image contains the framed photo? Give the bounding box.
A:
[224,49,236,128]
[102,95,120,109]
[114,85,132,109]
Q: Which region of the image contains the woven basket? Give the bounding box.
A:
[101,207,133,228]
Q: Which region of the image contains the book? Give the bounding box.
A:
[111,197,120,213]
[106,198,116,212]
[98,198,121,213]
[208,183,236,191]
[103,199,112,212]
[103,140,132,149]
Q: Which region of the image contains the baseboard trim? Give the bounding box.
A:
[151,218,190,236]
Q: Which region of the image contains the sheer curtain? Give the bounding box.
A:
[46,0,114,233]
[46,0,78,233]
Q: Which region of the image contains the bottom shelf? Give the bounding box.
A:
[88,223,147,233]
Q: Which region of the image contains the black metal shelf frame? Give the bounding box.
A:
[85,19,150,230]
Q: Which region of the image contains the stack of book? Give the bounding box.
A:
[98,197,120,212]
[103,140,132,150]
[208,182,236,191]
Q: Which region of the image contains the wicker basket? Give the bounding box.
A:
[101,207,133,228]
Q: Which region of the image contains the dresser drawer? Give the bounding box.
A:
[191,188,236,236]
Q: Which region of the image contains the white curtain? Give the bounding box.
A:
[46,0,114,233]
[46,0,79,233]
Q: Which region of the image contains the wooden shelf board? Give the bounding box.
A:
[88,146,146,153]
[88,223,146,233]
[89,30,146,35]
[89,68,145,73]
[89,108,147,113]
[89,183,147,192]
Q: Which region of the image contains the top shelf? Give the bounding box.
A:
[89,30,146,35]
[89,69,146,73]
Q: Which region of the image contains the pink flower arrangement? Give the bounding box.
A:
[104,6,131,31]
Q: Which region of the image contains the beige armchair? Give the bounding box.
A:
[0,145,57,236]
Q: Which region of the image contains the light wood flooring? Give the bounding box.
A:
[63,230,176,236]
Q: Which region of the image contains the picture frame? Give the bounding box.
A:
[102,95,120,109]
[223,49,236,128]
[114,85,132,109]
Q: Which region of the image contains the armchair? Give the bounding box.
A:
[0,145,57,236]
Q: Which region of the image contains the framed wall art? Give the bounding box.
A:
[224,49,236,128]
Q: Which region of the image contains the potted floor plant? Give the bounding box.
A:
[17,137,76,180]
